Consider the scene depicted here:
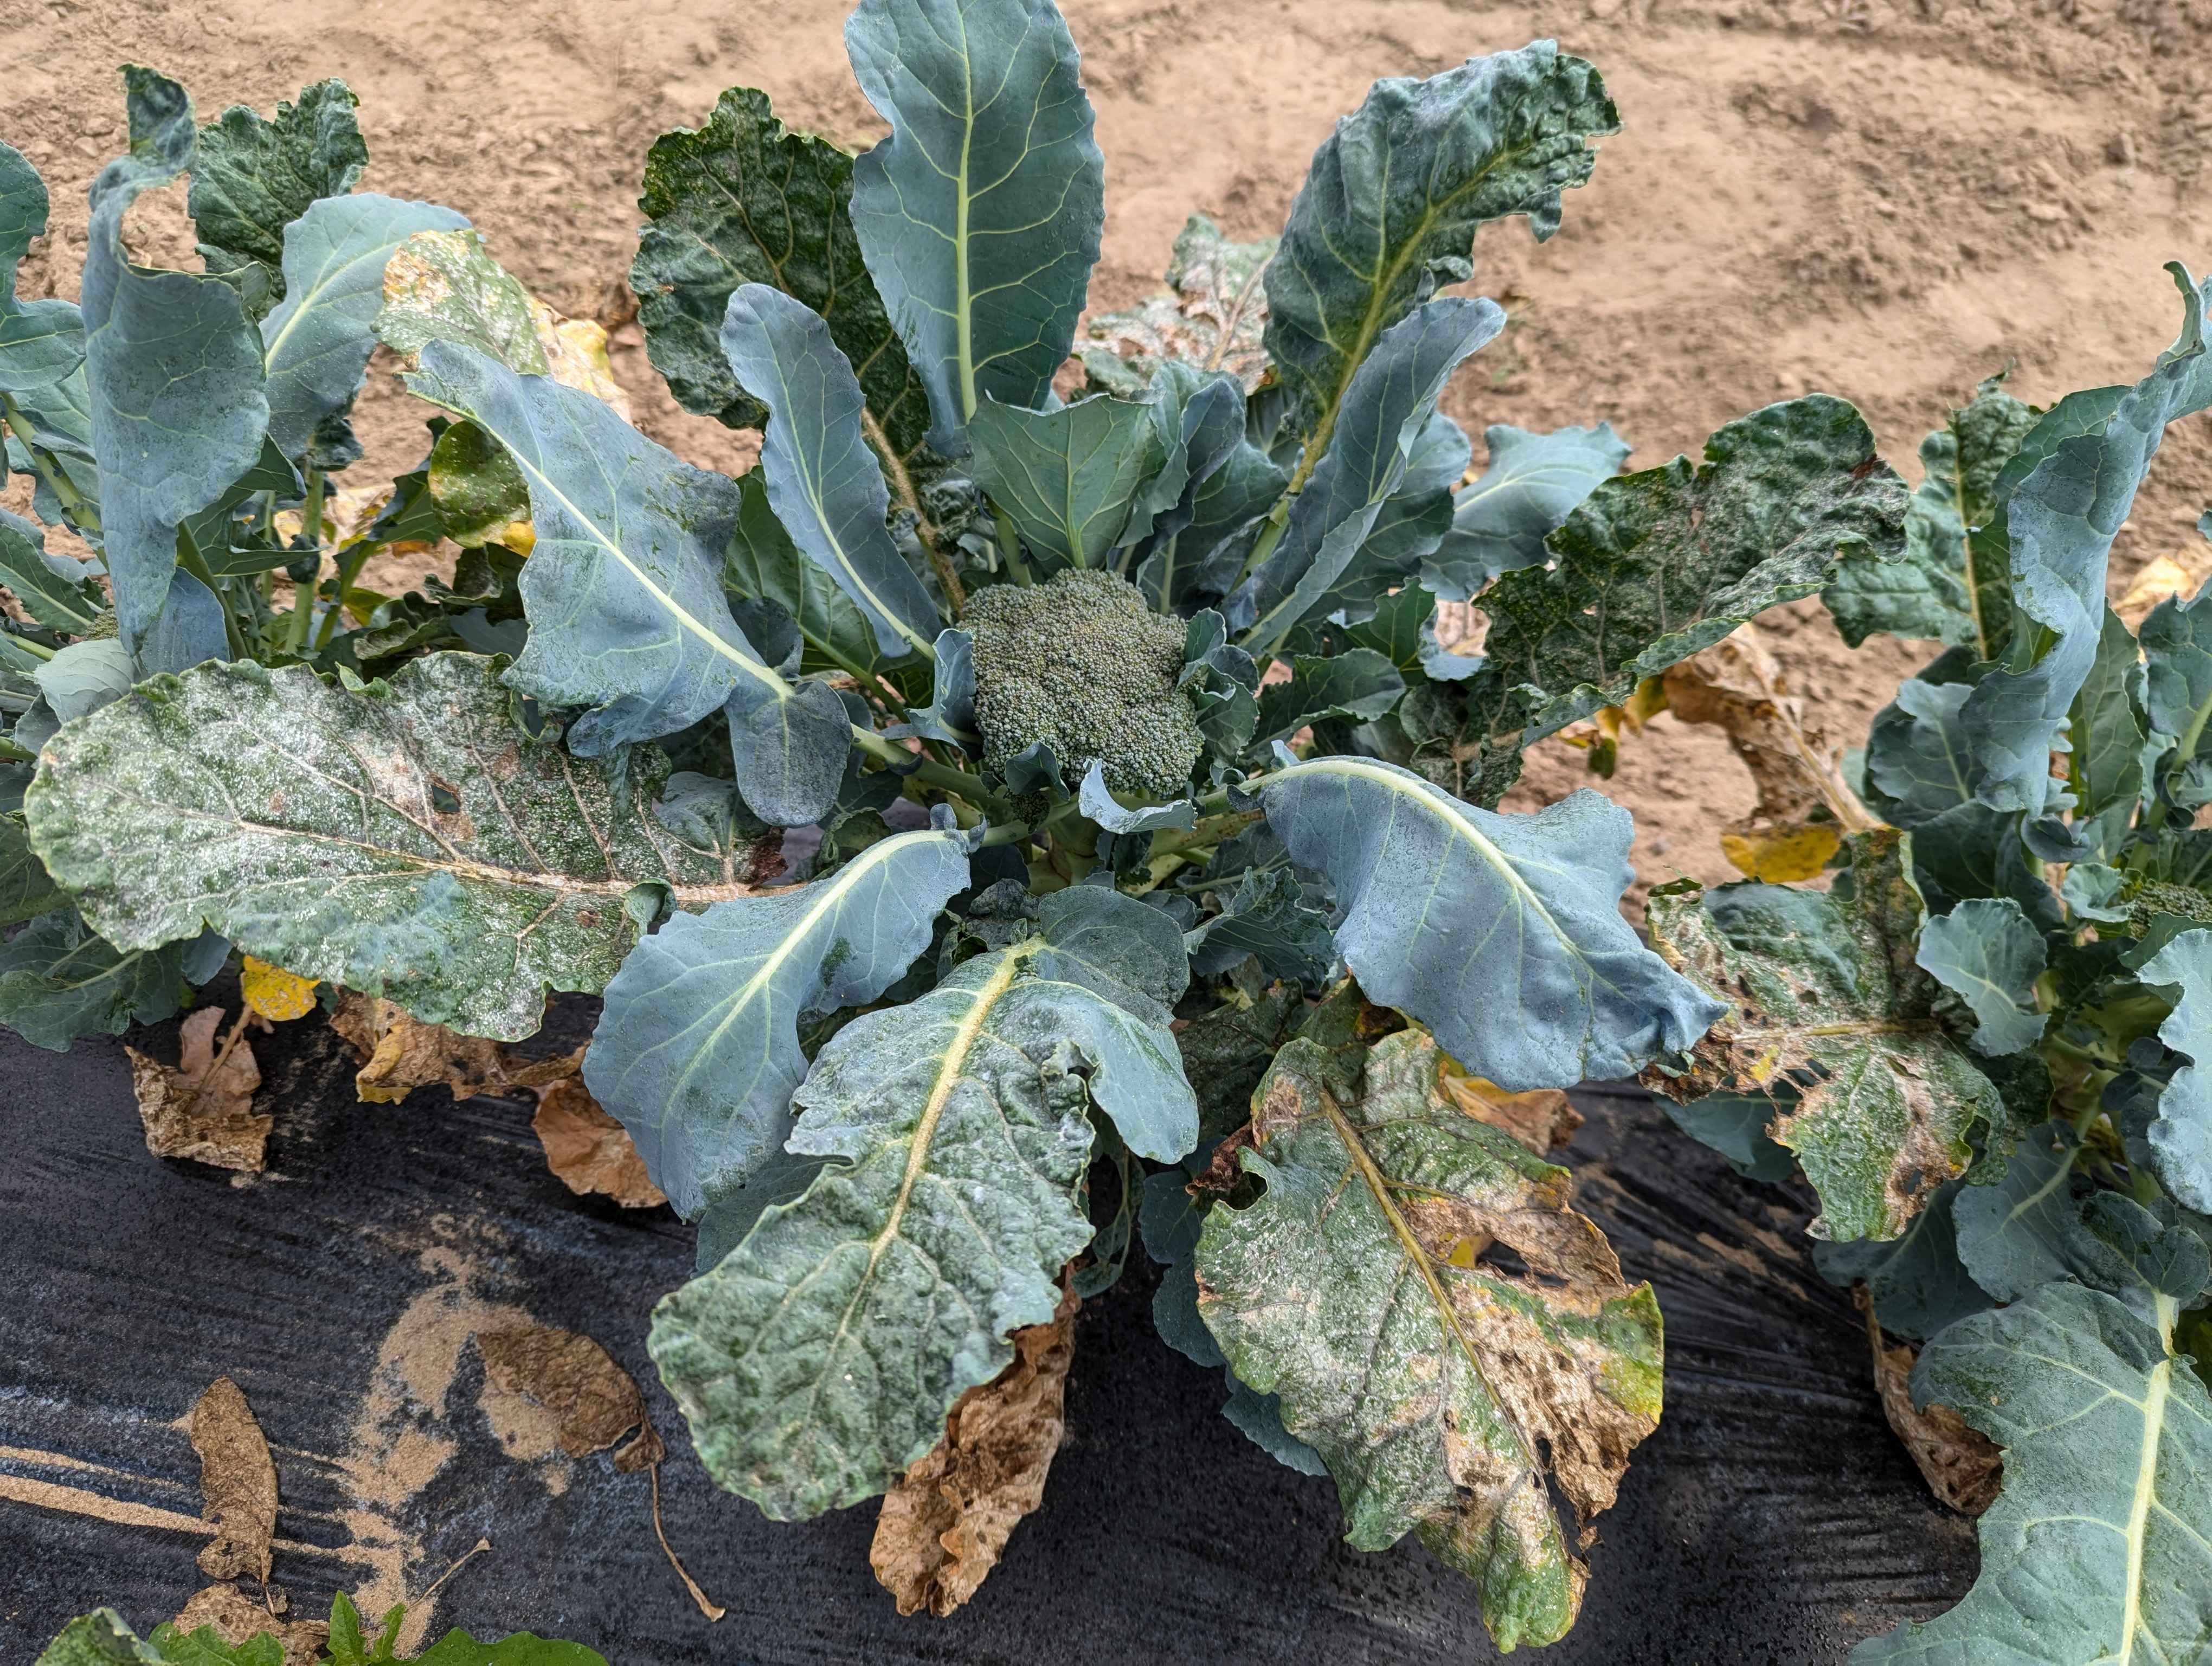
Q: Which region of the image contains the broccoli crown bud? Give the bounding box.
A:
[967,568,1204,803]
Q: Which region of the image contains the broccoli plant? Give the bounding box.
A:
[1645,285,2212,1661]
[0,0,2012,1647]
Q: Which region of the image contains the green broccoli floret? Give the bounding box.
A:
[967,568,1203,803]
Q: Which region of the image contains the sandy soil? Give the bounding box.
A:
[2,0,2208,902]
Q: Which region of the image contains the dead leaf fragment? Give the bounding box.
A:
[871,1284,1079,1618]
[173,1584,327,1666]
[132,1007,268,1171]
[1437,1056,1584,1154]
[1857,1289,2002,1515]
[330,990,583,1105]
[532,1077,666,1208]
[475,1324,655,1469]
[2116,546,2212,630]
[1662,623,1877,882]
[191,1377,278,1585]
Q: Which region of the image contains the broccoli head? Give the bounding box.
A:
[967,568,1204,803]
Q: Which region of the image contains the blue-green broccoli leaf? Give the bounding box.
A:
[1960,266,2212,820]
[1853,1283,2212,1665]
[845,0,1104,454]
[1423,421,1629,600]
[0,907,187,1052]
[1914,896,2047,1056]
[2134,927,2212,1212]
[0,507,105,635]
[1250,648,1406,749]
[722,467,914,689]
[585,823,974,1217]
[1184,866,1336,986]
[82,67,269,672]
[1811,1179,1991,1339]
[1262,42,1615,458]
[1262,757,1721,1088]
[967,392,1165,574]
[1659,1090,1796,1183]
[719,283,943,657]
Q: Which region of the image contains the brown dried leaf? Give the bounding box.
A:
[1436,1056,1584,1154]
[1857,1289,2002,1515]
[2115,546,2212,630]
[132,1008,268,1172]
[191,1377,277,1585]
[871,1285,1079,1618]
[532,1076,667,1209]
[172,1585,326,1666]
[475,1324,654,1467]
[330,990,583,1105]
[1662,623,1878,882]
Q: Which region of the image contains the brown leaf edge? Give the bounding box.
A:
[1855,1287,2002,1515]
[475,1323,721,1620]
[531,1075,667,1208]
[870,1282,1082,1617]
[329,989,583,1105]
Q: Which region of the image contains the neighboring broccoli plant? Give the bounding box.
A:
[1645,281,2212,1662]
[8,0,1940,1646]
[0,71,632,1047]
[36,1593,601,1665]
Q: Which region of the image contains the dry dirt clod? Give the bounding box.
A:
[330,990,583,1105]
[1856,1288,2002,1515]
[190,1376,279,1586]
[531,1075,666,1208]
[131,1007,268,1172]
[172,1584,327,1666]
[871,1284,1081,1618]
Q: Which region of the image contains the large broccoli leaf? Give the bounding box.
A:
[845,0,1104,455]
[1913,896,2047,1057]
[720,283,943,658]
[1961,267,2212,821]
[187,79,368,319]
[632,85,932,465]
[1194,1026,1662,1651]
[404,339,850,824]
[259,194,468,467]
[1644,831,2003,1241]
[1261,757,1720,1089]
[1490,395,1906,747]
[1854,1283,2212,1665]
[967,393,1165,575]
[1422,420,1630,600]
[25,653,770,1041]
[1232,296,1503,655]
[0,907,187,1052]
[2135,929,2212,1212]
[650,919,1193,1517]
[722,469,912,688]
[1263,43,1613,467]
[1822,376,2036,653]
[82,68,268,673]
[0,140,42,304]
[1951,1122,2181,1304]
[586,824,973,1217]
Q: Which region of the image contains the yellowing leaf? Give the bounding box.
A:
[240,954,319,1021]
[1719,823,1843,882]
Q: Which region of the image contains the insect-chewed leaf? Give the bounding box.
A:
[1261,757,1721,1090]
[967,394,1165,575]
[259,194,468,467]
[633,86,932,462]
[1194,1027,1661,1652]
[586,825,974,1218]
[187,79,368,319]
[2134,928,2212,1213]
[650,921,1194,1519]
[1644,831,2003,1241]
[405,339,850,824]
[24,653,773,1041]
[1465,396,1908,768]
[1424,422,1630,600]
[1263,43,1613,462]
[1854,1282,2212,1665]
[719,284,943,657]
[845,0,1104,454]
[1233,297,1503,655]
[82,68,269,674]
[1960,266,2212,820]
[1823,376,2035,654]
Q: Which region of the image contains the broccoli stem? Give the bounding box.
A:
[991,502,1034,586]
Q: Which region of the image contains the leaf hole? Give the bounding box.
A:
[430,776,463,814]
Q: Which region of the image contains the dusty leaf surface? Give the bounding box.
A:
[190,1376,277,1585]
[870,1284,1079,1617]
[131,1007,267,1172]
[1193,1025,1662,1652]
